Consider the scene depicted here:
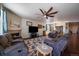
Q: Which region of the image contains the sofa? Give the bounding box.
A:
[0,33,28,56]
[0,43,28,56]
[44,34,68,56]
[4,33,23,45]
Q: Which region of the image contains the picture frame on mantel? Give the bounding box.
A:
[26,21,32,26]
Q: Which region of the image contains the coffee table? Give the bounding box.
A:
[36,43,53,56]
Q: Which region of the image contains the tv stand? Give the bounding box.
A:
[30,33,38,38]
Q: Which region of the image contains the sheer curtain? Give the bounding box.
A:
[0,5,8,35]
[0,6,3,35]
[3,9,8,33]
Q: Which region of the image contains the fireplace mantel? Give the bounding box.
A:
[8,27,21,31]
[8,28,21,39]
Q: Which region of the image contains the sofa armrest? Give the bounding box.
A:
[44,39,55,47]
[12,39,23,43]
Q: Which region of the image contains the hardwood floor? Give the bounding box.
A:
[63,33,79,56]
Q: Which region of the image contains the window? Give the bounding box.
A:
[0,5,8,35]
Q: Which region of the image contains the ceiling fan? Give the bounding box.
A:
[39,7,58,19]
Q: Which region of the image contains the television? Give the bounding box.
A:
[29,26,38,33]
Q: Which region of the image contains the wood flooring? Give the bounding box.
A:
[63,34,79,56]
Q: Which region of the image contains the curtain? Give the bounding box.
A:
[0,5,8,35]
[3,9,8,33]
[0,6,3,35]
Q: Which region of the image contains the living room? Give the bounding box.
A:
[0,3,79,56]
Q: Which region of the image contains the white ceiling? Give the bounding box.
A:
[3,3,79,22]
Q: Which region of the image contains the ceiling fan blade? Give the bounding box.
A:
[44,11,47,15]
[48,11,58,15]
[39,9,44,15]
[46,7,53,14]
[48,15,54,17]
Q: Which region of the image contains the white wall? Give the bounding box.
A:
[21,19,44,38]
[7,10,44,38]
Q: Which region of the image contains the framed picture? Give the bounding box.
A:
[38,24,43,29]
[26,21,32,26]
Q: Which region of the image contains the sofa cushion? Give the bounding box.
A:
[4,33,13,42]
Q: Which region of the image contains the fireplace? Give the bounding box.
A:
[8,30,21,39]
[11,32,21,39]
